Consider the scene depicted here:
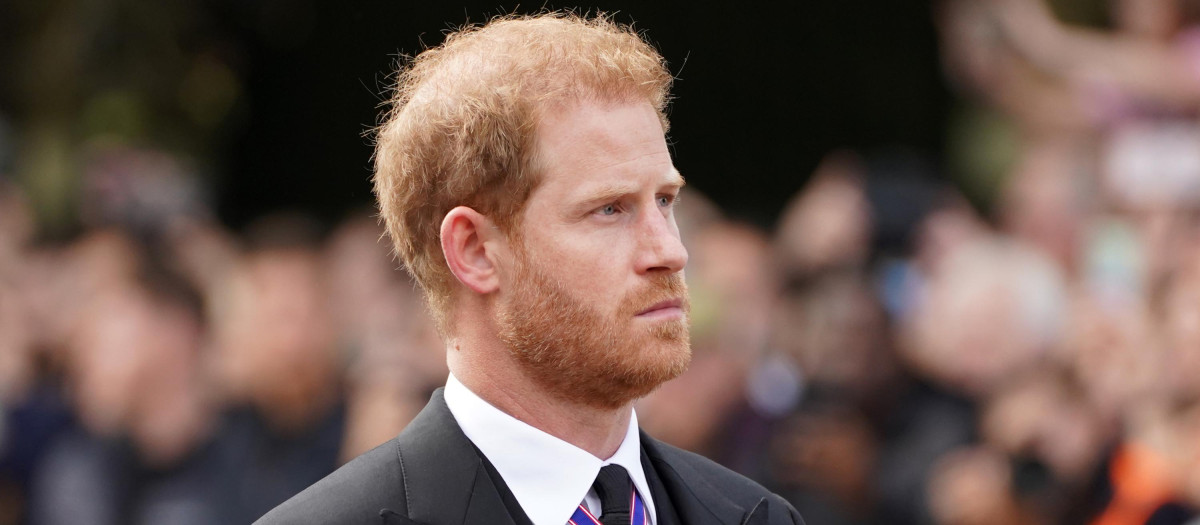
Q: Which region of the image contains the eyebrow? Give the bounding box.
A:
[578,171,686,205]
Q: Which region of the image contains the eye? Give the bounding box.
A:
[598,204,617,216]
[657,194,675,208]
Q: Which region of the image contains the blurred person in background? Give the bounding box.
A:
[754,270,892,525]
[1,229,141,525]
[28,236,220,525]
[977,369,1109,523]
[324,214,446,462]
[900,232,1071,524]
[903,236,1067,400]
[208,215,346,523]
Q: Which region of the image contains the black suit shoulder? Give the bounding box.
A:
[645,437,805,525]
[254,437,405,524]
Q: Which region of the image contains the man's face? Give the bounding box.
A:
[495,100,691,409]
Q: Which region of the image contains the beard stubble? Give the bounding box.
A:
[496,252,692,410]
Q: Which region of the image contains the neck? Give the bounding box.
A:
[448,336,632,460]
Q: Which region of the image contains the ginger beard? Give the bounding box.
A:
[496,248,692,410]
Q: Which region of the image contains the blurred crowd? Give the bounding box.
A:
[0,159,448,523]
[6,0,1200,524]
[665,0,1200,523]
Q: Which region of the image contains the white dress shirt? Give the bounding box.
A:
[444,373,657,525]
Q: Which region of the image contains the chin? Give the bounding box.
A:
[595,331,692,408]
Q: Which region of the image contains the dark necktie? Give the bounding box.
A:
[592,464,632,525]
[568,464,647,525]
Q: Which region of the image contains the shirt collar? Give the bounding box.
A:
[444,373,656,525]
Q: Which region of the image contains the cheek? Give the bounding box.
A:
[529,228,632,293]
[553,254,622,301]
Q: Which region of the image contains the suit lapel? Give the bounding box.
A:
[394,389,517,525]
[461,467,520,525]
[640,432,764,525]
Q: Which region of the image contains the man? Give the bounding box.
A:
[258,12,804,525]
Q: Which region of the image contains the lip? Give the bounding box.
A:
[636,298,684,318]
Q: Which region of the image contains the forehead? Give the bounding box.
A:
[531,100,679,194]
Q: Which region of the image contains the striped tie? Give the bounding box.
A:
[568,465,648,525]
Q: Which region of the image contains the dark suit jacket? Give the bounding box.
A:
[256,389,804,525]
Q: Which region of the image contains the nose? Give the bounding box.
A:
[635,207,688,275]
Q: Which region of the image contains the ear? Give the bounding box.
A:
[440,206,503,295]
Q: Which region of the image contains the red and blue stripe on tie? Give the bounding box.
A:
[567,488,647,525]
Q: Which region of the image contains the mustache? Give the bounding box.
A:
[620,273,689,317]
